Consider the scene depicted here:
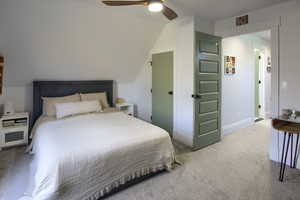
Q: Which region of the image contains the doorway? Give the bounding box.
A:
[255,49,266,121]
[221,30,272,134]
[152,51,174,135]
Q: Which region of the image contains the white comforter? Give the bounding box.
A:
[25,112,175,200]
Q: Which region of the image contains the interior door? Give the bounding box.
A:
[255,51,263,119]
[152,51,173,135]
[193,32,222,150]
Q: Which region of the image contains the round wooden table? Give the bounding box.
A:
[272,118,300,182]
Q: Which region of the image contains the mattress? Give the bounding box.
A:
[21,112,175,200]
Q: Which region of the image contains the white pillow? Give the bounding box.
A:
[55,101,102,119]
[42,94,81,117]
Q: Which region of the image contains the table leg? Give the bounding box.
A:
[294,134,300,168]
[280,133,291,182]
[291,133,293,168]
[279,132,287,181]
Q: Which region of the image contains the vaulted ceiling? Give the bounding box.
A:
[0,0,167,85]
[172,0,291,20]
[0,0,292,87]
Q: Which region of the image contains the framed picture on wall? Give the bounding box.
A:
[224,56,236,75]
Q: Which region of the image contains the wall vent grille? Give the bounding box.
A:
[236,15,249,26]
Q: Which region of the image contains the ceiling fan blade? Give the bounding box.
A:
[102,1,148,6]
[162,5,178,20]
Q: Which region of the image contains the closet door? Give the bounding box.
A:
[193,32,221,150]
[152,51,174,135]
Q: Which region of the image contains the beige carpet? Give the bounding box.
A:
[1,120,300,200]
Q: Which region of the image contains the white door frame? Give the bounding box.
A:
[215,18,281,161]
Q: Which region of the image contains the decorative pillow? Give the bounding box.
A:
[80,92,110,108]
[55,100,102,119]
[42,94,80,117]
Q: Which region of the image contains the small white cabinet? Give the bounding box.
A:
[116,103,135,117]
[0,112,29,150]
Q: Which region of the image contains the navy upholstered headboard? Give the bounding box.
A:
[32,80,114,126]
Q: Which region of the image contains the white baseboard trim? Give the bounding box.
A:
[222,118,255,135]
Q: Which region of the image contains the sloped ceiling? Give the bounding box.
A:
[0,0,171,86]
[1,0,285,86]
[173,0,290,20]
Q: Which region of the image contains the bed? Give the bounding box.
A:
[22,81,175,200]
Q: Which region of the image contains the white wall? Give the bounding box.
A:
[136,15,214,146]
[222,34,271,135]
[172,17,195,146]
[134,19,177,122]
[215,0,300,167]
[260,39,271,118]
[222,35,255,134]
[194,16,214,34]
[0,0,167,118]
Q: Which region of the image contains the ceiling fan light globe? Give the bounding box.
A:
[148,2,163,12]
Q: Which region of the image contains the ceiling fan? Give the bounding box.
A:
[102,0,178,20]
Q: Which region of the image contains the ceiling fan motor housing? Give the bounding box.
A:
[148,0,164,12]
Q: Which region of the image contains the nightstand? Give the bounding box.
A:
[116,103,135,117]
[0,112,29,151]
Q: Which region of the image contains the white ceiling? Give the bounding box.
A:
[171,0,291,20]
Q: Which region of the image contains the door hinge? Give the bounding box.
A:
[149,61,152,66]
[150,88,152,93]
[258,56,261,60]
[150,115,152,121]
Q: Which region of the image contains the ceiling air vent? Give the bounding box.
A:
[236,15,249,26]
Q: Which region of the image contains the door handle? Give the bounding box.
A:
[191,94,201,99]
[168,91,173,95]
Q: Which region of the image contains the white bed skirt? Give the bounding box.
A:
[87,164,172,200]
[19,163,172,200]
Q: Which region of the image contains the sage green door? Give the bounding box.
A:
[193,32,221,150]
[152,51,173,135]
[255,51,262,119]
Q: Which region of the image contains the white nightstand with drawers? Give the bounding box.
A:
[0,112,29,151]
[116,103,135,117]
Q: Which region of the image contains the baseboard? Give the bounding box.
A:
[222,118,254,135]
